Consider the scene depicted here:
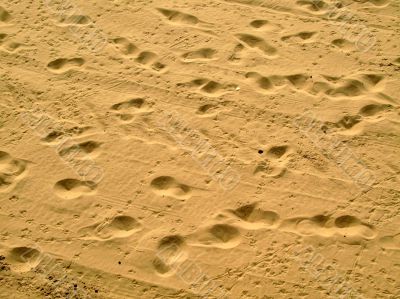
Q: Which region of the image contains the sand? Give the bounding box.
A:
[0,0,400,298]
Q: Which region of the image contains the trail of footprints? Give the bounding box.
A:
[33,121,103,199]
[186,202,377,248]
[46,37,166,74]
[4,0,398,286]
[229,18,327,64]
[323,102,394,134]
[149,201,400,276]
[4,205,398,278]
[315,73,386,98]
[229,20,317,64]
[2,215,143,272]
[245,71,388,100]
[4,204,398,277]
[2,5,398,293]
[230,22,315,63]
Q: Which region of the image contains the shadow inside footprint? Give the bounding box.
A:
[153,235,187,276]
[235,33,277,57]
[228,203,280,229]
[150,176,191,200]
[181,48,217,61]
[189,224,241,249]
[157,8,200,25]
[80,215,142,241]
[0,6,11,22]
[54,178,96,199]
[47,58,85,73]
[7,246,42,273]
[267,145,289,160]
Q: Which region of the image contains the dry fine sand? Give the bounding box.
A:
[1,0,400,298]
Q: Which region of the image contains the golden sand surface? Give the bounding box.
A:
[0,0,400,298]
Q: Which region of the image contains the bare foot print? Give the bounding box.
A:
[47,58,85,73]
[153,235,188,276]
[150,176,192,200]
[6,246,42,273]
[79,215,142,241]
[54,178,97,199]
[188,223,242,249]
